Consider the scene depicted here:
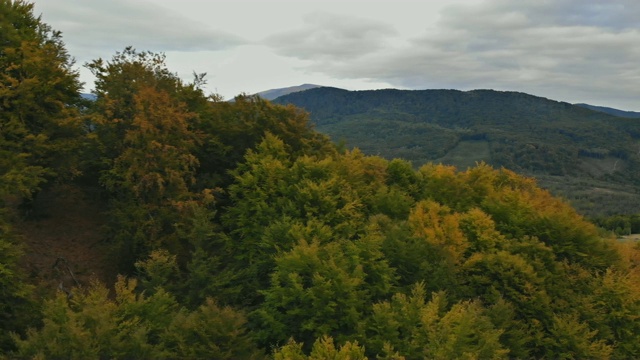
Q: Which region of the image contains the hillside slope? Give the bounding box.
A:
[274,87,640,216]
[15,184,113,294]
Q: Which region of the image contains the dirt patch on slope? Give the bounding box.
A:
[15,184,116,296]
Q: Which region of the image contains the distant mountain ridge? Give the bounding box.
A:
[255,83,322,100]
[273,87,640,216]
[80,93,97,101]
[574,103,640,118]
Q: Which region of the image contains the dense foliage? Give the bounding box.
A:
[0,0,84,349]
[2,2,640,359]
[592,213,640,236]
[274,87,640,217]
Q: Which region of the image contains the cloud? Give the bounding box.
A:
[35,0,245,56]
[32,0,640,109]
[265,12,398,61]
[458,0,640,31]
[279,0,640,109]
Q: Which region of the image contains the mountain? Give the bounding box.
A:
[274,87,640,216]
[574,103,640,118]
[254,83,322,101]
[80,93,97,101]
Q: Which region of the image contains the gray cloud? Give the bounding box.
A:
[32,0,640,109]
[35,0,245,56]
[455,0,640,31]
[276,0,640,110]
[265,12,398,61]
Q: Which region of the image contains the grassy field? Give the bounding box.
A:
[535,174,640,217]
[619,234,640,242]
[579,156,627,177]
[435,140,492,170]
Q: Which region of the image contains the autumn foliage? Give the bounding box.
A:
[2,2,640,359]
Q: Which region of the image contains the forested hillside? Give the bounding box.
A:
[274,87,640,216]
[2,1,640,359]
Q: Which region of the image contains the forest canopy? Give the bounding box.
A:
[1,1,640,359]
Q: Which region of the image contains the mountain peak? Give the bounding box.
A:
[255,84,323,101]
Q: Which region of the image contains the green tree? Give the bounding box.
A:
[199,95,334,186]
[365,283,508,359]
[1,0,83,202]
[461,250,551,319]
[215,135,376,306]
[375,201,464,293]
[545,314,612,359]
[274,336,367,360]
[161,298,265,359]
[87,48,215,269]
[252,234,395,350]
[459,250,554,357]
[11,275,263,359]
[86,48,183,159]
[0,231,37,351]
[133,248,181,295]
[1,0,81,351]
[584,268,640,358]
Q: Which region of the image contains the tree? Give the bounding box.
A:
[1,0,83,202]
[11,275,264,359]
[161,298,265,359]
[208,95,333,162]
[545,314,612,359]
[0,231,37,351]
[86,48,215,269]
[100,87,208,267]
[274,336,367,360]
[215,135,375,306]
[105,86,199,202]
[251,234,395,350]
[584,268,640,358]
[408,200,468,266]
[1,0,81,351]
[86,48,182,158]
[365,283,508,359]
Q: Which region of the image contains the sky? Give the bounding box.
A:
[33,0,640,111]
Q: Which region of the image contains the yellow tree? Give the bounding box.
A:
[408,200,468,265]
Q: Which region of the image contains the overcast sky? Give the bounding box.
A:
[34,0,640,110]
